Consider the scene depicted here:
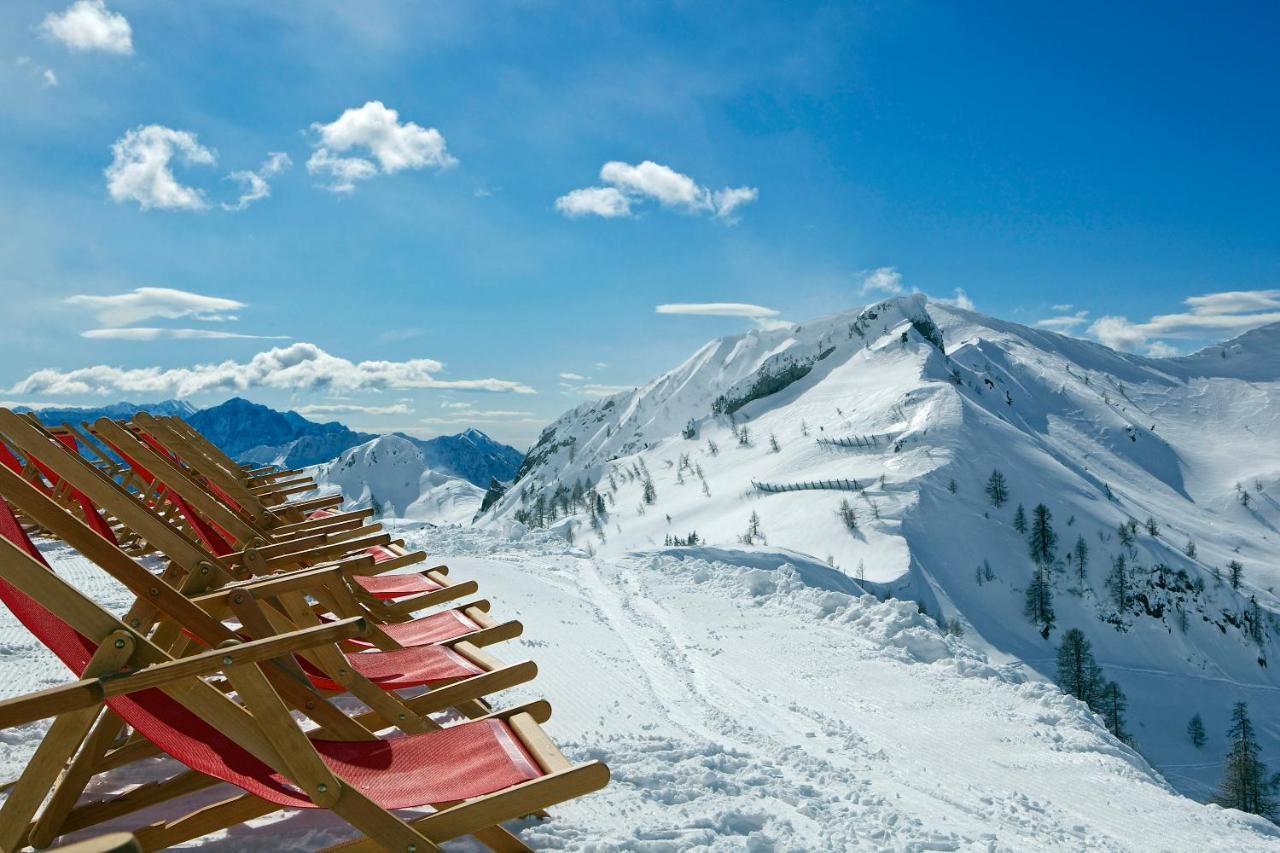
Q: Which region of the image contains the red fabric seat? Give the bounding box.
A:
[351,571,442,598]
[0,499,542,810]
[376,609,481,647]
[300,643,483,692]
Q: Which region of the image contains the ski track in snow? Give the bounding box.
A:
[2,527,1279,848]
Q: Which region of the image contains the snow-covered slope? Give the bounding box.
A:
[311,434,486,525]
[5,527,1277,849]
[483,294,1280,802]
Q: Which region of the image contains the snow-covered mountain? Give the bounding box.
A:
[24,399,197,426]
[482,294,1280,802]
[188,397,374,467]
[310,434,491,525]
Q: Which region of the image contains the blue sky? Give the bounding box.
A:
[2,1,1278,448]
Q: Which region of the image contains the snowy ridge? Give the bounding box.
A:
[310,434,485,525]
[484,295,1280,802]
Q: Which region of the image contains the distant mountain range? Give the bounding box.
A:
[25,396,523,488]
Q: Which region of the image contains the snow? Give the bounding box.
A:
[481,296,1280,803]
[4,527,1278,850]
[309,433,486,525]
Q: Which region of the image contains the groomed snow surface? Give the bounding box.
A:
[3,525,1277,850]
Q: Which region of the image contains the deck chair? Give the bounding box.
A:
[0,498,608,850]
[1,412,472,620]
[0,454,536,741]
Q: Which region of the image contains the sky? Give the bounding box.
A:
[1,1,1278,449]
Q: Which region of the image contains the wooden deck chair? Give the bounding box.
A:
[0,501,608,850]
[2,412,469,616]
[89,417,454,611]
[0,456,536,738]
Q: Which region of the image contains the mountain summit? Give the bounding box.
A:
[482,294,1280,800]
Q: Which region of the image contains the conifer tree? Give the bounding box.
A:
[1013,504,1027,534]
[1028,504,1058,565]
[985,469,1009,507]
[1024,566,1055,634]
[1098,680,1130,743]
[1229,560,1244,590]
[642,477,656,505]
[837,498,858,531]
[1188,713,1206,749]
[1073,535,1089,584]
[1117,522,1134,548]
[1108,553,1131,611]
[1145,516,1160,537]
[769,432,781,453]
[1055,628,1104,707]
[1215,702,1279,819]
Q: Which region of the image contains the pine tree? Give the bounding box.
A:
[1108,553,1131,611]
[1215,702,1279,819]
[1188,713,1206,749]
[769,432,781,453]
[948,478,957,494]
[1024,566,1055,634]
[1102,482,1114,501]
[985,469,1008,507]
[1055,628,1104,707]
[1073,535,1089,584]
[1145,516,1160,537]
[1185,539,1197,559]
[1117,522,1134,548]
[1098,680,1130,743]
[706,439,719,456]
[1013,504,1027,534]
[1229,560,1244,590]
[1028,504,1058,565]
[642,477,656,505]
[837,498,858,531]
[742,510,763,545]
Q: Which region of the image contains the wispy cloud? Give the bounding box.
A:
[307,101,456,193]
[223,152,291,211]
[932,288,975,311]
[1087,289,1280,356]
[655,302,778,318]
[65,287,243,326]
[81,327,287,341]
[10,342,535,397]
[1036,309,1090,332]
[41,0,132,55]
[106,126,215,211]
[859,267,902,296]
[376,327,425,344]
[295,402,413,416]
[559,372,587,381]
[557,160,757,223]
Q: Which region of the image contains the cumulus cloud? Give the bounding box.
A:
[81,328,287,341]
[554,186,631,219]
[1086,289,1280,356]
[557,160,757,223]
[655,303,779,318]
[65,287,244,326]
[41,0,132,55]
[294,402,413,416]
[859,267,903,296]
[9,342,536,397]
[223,152,291,211]
[307,101,455,192]
[106,125,215,210]
[1036,310,1090,332]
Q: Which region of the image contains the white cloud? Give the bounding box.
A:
[594,362,609,369]
[223,152,291,212]
[421,409,538,425]
[581,383,633,397]
[559,372,587,381]
[655,302,779,318]
[43,68,59,86]
[105,125,215,211]
[295,402,412,416]
[1086,289,1280,354]
[10,342,536,397]
[1145,341,1180,358]
[81,328,287,341]
[1036,310,1090,332]
[41,0,132,55]
[440,400,472,409]
[1051,304,1073,312]
[554,186,631,218]
[557,160,757,223]
[308,101,455,193]
[65,287,244,326]
[932,288,975,311]
[859,267,903,296]
[376,327,426,344]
